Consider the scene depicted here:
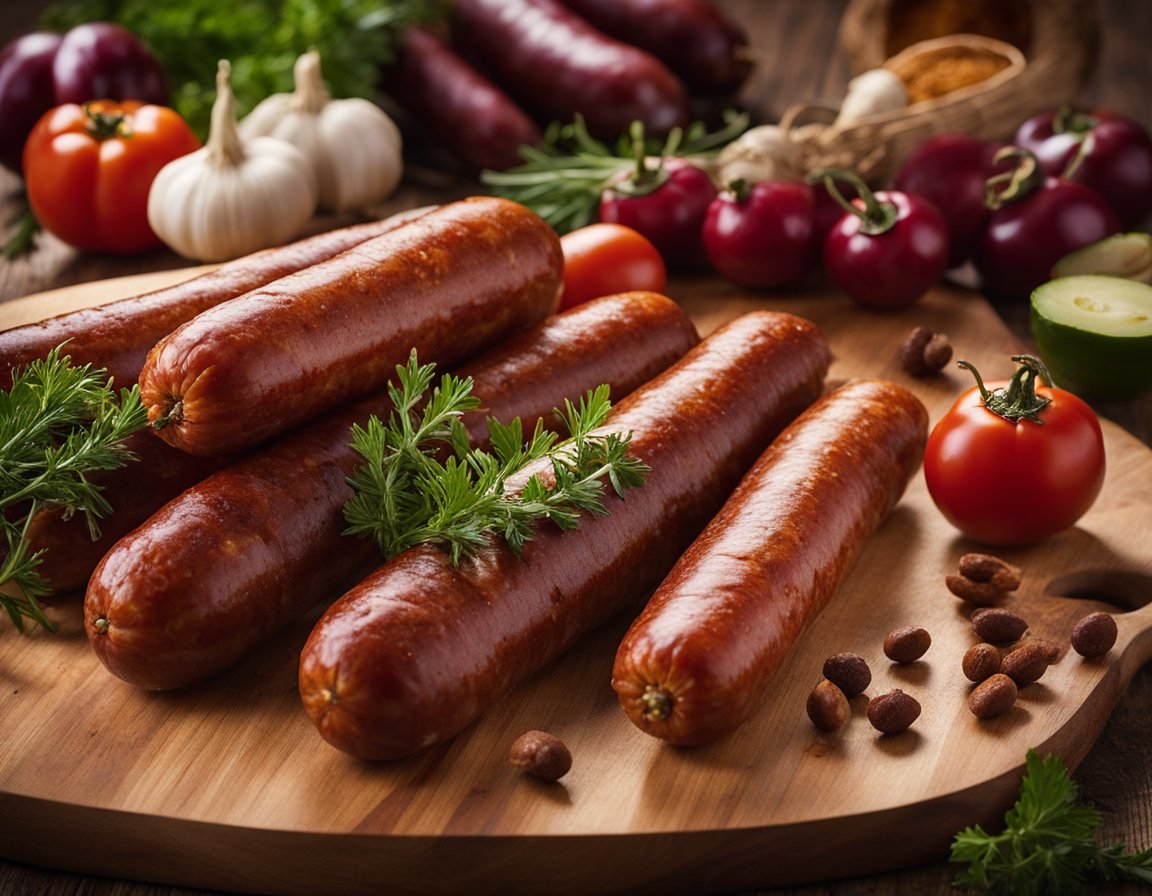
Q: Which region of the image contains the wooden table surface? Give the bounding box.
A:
[1,1,1150,894]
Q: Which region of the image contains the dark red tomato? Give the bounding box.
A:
[924,355,1105,546]
[701,179,817,289]
[891,133,1005,268]
[811,177,857,256]
[812,169,949,310]
[1015,108,1152,228]
[559,222,666,310]
[599,157,716,264]
[972,148,1120,301]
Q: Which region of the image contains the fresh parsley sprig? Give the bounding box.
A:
[1,348,148,631]
[342,351,649,565]
[481,111,749,234]
[951,749,1152,894]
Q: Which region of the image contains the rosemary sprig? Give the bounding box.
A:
[951,749,1152,894]
[481,110,749,234]
[1,347,148,631]
[342,351,649,564]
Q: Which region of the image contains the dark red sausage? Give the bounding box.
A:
[138,197,563,457]
[0,208,431,391]
[612,379,928,745]
[451,0,692,141]
[22,433,229,595]
[298,311,832,761]
[383,27,542,171]
[85,291,699,690]
[555,0,754,94]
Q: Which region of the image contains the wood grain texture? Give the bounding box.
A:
[2,269,1151,895]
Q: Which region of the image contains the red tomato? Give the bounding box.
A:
[23,99,200,254]
[559,223,667,310]
[924,355,1106,546]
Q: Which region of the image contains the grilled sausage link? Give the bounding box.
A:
[138,196,563,457]
[0,209,430,391]
[85,292,698,690]
[298,310,832,761]
[612,378,929,745]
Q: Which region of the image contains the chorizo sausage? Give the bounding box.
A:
[85,291,699,690]
[138,196,563,457]
[612,378,928,745]
[0,208,431,391]
[298,310,832,761]
[450,0,691,141]
[382,27,542,172]
[555,0,754,95]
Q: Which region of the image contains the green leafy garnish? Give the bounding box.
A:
[342,351,649,565]
[41,0,449,139]
[481,111,749,234]
[1,348,148,631]
[951,749,1152,894]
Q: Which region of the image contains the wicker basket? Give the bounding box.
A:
[777,0,1100,185]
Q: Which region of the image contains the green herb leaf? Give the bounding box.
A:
[41,0,450,139]
[343,350,649,563]
[481,111,749,234]
[1,347,148,631]
[950,749,1152,894]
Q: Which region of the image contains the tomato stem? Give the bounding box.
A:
[985,147,1045,210]
[960,354,1054,424]
[84,104,132,141]
[806,167,898,235]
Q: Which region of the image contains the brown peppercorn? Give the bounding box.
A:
[968,673,1018,719]
[962,642,1002,682]
[883,626,932,663]
[958,553,1022,591]
[806,680,851,732]
[899,326,952,376]
[1001,641,1053,687]
[971,607,1029,644]
[822,652,872,697]
[945,573,1006,607]
[509,730,572,782]
[866,689,921,734]
[1071,612,1118,658]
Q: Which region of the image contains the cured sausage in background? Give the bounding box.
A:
[138,196,563,457]
[451,0,692,141]
[85,292,699,691]
[612,378,929,746]
[298,310,832,761]
[0,209,431,391]
[383,27,543,172]
[555,0,754,95]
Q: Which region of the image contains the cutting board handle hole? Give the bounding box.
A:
[1044,569,1151,611]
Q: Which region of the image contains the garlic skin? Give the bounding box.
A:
[148,60,317,262]
[240,50,403,214]
[714,124,804,185]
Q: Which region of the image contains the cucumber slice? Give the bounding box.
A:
[1051,232,1152,283]
[1030,274,1152,400]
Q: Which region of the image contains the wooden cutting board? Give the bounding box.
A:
[2,269,1151,896]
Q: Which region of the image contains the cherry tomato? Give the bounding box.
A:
[924,355,1105,546]
[23,100,200,254]
[701,178,817,289]
[559,223,666,310]
[811,169,949,310]
[972,147,1120,301]
[890,133,1005,268]
[599,156,716,264]
[1015,107,1152,228]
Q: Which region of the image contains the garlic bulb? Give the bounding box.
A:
[240,50,403,213]
[147,60,317,262]
[713,124,805,185]
[834,68,908,126]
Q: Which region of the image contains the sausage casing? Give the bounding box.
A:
[138,196,563,457]
[0,210,429,391]
[85,292,698,690]
[298,311,832,760]
[612,378,929,745]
